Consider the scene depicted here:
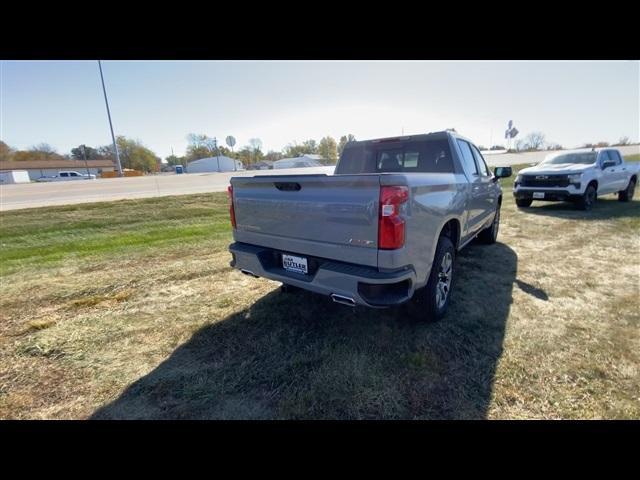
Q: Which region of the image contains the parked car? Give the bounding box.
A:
[36,171,96,182]
[227,131,511,320]
[513,148,638,210]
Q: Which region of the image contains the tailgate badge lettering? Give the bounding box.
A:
[349,238,374,246]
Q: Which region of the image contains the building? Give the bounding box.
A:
[0,170,30,184]
[186,156,244,173]
[272,154,324,169]
[0,159,116,181]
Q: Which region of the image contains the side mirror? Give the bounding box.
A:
[602,160,616,169]
[493,166,512,179]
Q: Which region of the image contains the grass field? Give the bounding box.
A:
[0,162,638,419]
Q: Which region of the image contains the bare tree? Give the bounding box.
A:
[616,136,630,146]
[524,132,546,151]
[248,138,262,152]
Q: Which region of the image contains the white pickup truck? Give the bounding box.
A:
[36,171,97,182]
[513,148,638,210]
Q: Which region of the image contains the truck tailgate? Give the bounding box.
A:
[231,174,380,267]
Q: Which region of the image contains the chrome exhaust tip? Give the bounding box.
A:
[330,294,356,307]
[240,269,259,278]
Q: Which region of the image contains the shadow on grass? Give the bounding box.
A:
[520,197,639,221]
[92,241,521,420]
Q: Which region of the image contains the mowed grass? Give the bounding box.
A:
[0,164,638,419]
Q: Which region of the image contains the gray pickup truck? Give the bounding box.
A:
[228,130,511,320]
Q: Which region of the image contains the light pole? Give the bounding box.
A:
[98,60,123,177]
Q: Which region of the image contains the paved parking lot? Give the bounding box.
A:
[1,146,638,211]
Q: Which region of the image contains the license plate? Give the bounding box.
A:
[533,192,545,199]
[282,254,308,274]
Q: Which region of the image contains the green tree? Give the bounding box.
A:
[0,140,14,161]
[100,137,160,172]
[11,144,64,162]
[165,154,185,166]
[337,134,356,156]
[235,146,254,167]
[71,145,102,160]
[247,138,264,165]
[318,136,338,163]
[283,139,319,158]
[185,133,221,161]
[263,150,283,162]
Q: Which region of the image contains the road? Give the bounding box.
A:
[2,145,638,211]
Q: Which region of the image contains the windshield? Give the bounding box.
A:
[336,138,453,174]
[541,152,597,165]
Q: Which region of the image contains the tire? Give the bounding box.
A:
[618,178,636,202]
[421,235,455,322]
[516,198,533,208]
[478,207,500,244]
[577,183,597,210]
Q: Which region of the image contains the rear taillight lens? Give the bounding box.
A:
[227,185,236,229]
[378,186,409,249]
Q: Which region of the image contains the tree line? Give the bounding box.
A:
[165,133,357,168]
[0,137,161,173]
[1,132,633,172]
[0,133,358,172]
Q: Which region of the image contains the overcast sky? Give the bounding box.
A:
[1,60,638,158]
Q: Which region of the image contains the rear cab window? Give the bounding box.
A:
[336,137,454,174]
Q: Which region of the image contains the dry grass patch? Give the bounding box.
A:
[0,173,638,419]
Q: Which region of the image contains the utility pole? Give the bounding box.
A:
[81,145,90,176]
[214,137,220,172]
[98,60,123,176]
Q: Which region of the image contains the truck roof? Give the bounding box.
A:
[344,130,468,148]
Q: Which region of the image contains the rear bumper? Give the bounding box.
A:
[229,242,417,308]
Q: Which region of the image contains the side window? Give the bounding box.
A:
[70,172,78,177]
[456,139,478,177]
[609,150,622,165]
[60,172,68,177]
[471,144,491,176]
[599,151,611,166]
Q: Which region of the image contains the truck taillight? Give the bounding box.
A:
[228,185,236,229]
[378,186,409,249]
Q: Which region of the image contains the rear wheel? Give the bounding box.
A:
[516,198,533,208]
[420,235,455,322]
[618,178,636,202]
[577,184,597,210]
[478,207,500,244]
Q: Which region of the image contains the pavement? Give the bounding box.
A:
[2,145,638,211]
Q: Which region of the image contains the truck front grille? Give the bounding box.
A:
[520,175,569,188]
